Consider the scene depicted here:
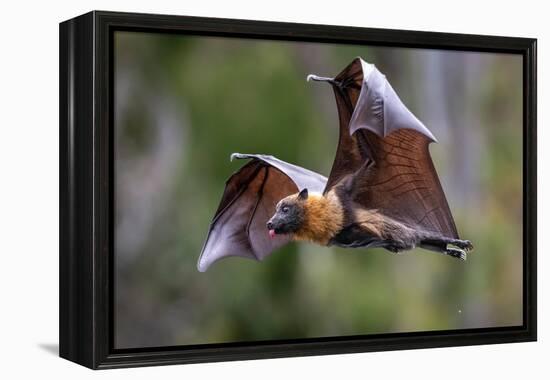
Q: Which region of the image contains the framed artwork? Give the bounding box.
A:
[59,11,537,369]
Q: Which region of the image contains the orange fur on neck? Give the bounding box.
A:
[293,191,344,245]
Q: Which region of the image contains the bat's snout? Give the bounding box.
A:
[266,220,281,239]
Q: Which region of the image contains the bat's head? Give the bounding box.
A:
[266,188,309,238]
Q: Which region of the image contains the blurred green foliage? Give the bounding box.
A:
[114,32,523,348]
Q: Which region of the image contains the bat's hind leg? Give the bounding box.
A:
[419,237,473,261]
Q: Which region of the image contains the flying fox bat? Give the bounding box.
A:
[197,57,472,272]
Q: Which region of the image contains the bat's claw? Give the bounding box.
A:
[445,247,467,261]
[306,74,338,85]
[230,153,245,161]
[453,239,473,251]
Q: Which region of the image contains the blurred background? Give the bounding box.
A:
[114,31,523,349]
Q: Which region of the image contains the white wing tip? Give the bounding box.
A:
[230,153,245,161]
[306,74,334,83]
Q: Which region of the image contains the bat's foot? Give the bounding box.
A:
[445,247,467,261]
[419,237,472,261]
[449,239,473,251]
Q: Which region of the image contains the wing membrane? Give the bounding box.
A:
[320,58,458,238]
[198,154,327,271]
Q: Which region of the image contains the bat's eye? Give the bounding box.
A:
[281,206,289,213]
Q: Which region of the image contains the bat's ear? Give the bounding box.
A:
[298,188,308,201]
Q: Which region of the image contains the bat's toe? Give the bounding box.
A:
[454,239,473,251]
[446,247,467,261]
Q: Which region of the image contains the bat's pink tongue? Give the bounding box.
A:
[269,229,276,239]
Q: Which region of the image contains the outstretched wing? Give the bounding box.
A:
[197,154,327,272]
[313,57,458,239]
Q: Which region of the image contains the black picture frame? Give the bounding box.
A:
[59,10,537,369]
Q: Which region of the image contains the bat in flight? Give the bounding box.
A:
[197,57,472,272]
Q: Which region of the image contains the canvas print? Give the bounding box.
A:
[114,32,522,348]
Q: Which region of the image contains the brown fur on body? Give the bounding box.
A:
[353,208,420,250]
[285,190,399,246]
[277,189,423,251]
[292,193,419,250]
[271,184,470,258]
[352,208,388,238]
